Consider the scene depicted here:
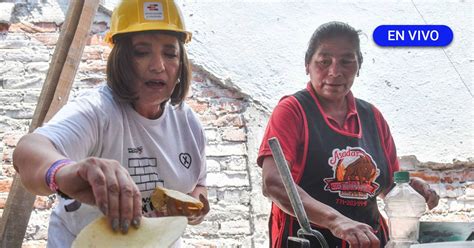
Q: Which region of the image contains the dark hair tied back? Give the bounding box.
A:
[305,21,363,69]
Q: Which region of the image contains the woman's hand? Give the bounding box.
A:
[55,157,142,234]
[328,215,380,248]
[410,177,440,210]
[263,156,378,247]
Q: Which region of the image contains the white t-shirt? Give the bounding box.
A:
[35,85,207,247]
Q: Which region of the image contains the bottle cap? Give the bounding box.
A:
[394,171,410,183]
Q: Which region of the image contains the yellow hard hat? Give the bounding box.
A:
[105,0,192,44]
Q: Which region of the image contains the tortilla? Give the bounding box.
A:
[151,186,204,212]
[71,216,187,248]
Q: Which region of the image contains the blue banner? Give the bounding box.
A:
[373,25,453,47]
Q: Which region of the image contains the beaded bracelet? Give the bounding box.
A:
[45,159,74,195]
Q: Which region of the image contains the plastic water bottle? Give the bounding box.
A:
[384,171,426,248]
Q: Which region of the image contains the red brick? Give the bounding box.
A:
[192,73,205,83]
[461,169,473,182]
[444,184,463,198]
[214,114,244,127]
[0,179,13,193]
[8,22,52,33]
[409,171,441,183]
[198,114,218,125]
[223,128,247,142]
[79,60,106,73]
[221,89,243,99]
[90,22,108,34]
[34,22,58,32]
[7,23,22,32]
[217,100,243,113]
[198,87,243,99]
[88,34,110,46]
[21,240,47,248]
[2,164,17,178]
[0,194,7,209]
[82,47,103,60]
[88,34,99,45]
[444,184,456,191]
[0,23,9,32]
[423,161,457,170]
[81,77,104,86]
[12,22,44,33]
[3,148,12,163]
[441,176,453,183]
[199,88,218,98]
[34,196,53,210]
[102,46,111,58]
[3,132,22,147]
[32,33,59,46]
[441,170,463,183]
[187,99,209,114]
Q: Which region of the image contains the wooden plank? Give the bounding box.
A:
[0,1,100,247]
[45,0,101,121]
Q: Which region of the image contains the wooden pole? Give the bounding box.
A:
[0,1,100,247]
[44,0,101,121]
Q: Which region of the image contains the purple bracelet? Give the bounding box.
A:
[45,159,74,192]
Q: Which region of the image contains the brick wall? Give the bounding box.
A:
[0,3,472,248]
[399,156,473,222]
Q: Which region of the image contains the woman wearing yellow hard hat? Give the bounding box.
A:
[13,0,209,247]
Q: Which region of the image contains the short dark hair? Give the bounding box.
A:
[305,21,363,69]
[106,31,191,107]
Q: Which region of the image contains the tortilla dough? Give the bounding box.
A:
[72,216,187,248]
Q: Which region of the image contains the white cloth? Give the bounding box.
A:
[36,85,206,247]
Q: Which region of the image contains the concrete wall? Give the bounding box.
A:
[0,1,472,248]
[173,0,473,164]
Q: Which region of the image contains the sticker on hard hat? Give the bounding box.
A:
[144,2,164,21]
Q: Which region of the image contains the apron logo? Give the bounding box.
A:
[324,147,380,199]
[179,153,192,169]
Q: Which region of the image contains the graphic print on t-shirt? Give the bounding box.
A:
[324,146,380,199]
[127,157,164,214]
[128,157,163,191]
[179,152,192,169]
[128,146,143,154]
